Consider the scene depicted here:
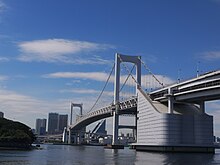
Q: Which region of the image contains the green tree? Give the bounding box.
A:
[0,118,36,147]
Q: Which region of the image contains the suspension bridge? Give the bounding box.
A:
[66,53,220,152]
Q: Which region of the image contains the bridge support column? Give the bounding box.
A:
[77,132,82,144]
[168,88,173,114]
[134,113,137,141]
[112,103,119,145]
[68,128,71,144]
[68,129,77,144]
[73,134,77,144]
[199,101,205,113]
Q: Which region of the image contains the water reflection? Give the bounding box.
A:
[107,149,137,165]
[165,153,214,165]
[0,145,219,165]
[135,151,215,165]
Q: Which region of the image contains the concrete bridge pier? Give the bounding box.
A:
[77,128,86,144]
[199,101,205,113]
[167,87,174,114]
[68,128,85,145]
[133,112,138,141]
[112,102,119,145]
[68,129,77,144]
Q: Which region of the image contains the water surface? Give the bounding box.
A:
[0,144,219,165]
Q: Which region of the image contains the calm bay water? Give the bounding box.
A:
[0,144,220,165]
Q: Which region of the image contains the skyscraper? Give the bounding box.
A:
[48,113,68,134]
[35,118,47,135]
[58,114,68,133]
[0,111,4,118]
[48,113,59,134]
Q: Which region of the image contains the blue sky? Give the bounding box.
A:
[0,0,220,135]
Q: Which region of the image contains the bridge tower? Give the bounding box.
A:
[112,53,141,146]
[70,103,83,125]
[68,103,84,144]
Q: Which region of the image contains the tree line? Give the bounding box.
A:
[0,118,35,148]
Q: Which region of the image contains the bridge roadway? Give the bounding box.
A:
[69,97,137,130]
[150,70,220,102]
[69,70,220,131]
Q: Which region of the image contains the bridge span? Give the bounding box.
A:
[67,53,220,153]
[150,70,220,103]
[69,97,137,130]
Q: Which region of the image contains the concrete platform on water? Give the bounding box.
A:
[104,144,124,149]
[131,145,215,153]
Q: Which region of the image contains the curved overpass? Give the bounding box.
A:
[150,70,220,102]
[69,97,137,130]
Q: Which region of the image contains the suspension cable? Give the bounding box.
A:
[118,55,141,89]
[87,55,163,114]
[119,64,135,92]
[87,63,115,113]
[138,56,164,87]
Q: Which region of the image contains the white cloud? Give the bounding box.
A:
[0,89,74,128]
[0,1,6,13]
[0,88,115,129]
[44,71,175,90]
[44,71,113,82]
[0,57,9,62]
[0,75,8,81]
[72,80,81,83]
[200,51,220,60]
[65,80,81,86]
[17,39,113,64]
[60,88,114,96]
[19,39,98,55]
[61,89,100,94]
[0,1,7,24]
[67,57,112,65]
[44,70,174,113]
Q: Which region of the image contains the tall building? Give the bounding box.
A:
[58,114,68,133]
[0,111,4,118]
[48,113,59,134]
[48,113,68,134]
[35,119,47,135]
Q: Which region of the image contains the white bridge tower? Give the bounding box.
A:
[112,53,141,145]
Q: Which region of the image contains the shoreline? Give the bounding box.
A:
[0,144,39,151]
[0,146,32,150]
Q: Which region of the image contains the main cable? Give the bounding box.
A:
[87,63,115,113]
[138,57,164,87]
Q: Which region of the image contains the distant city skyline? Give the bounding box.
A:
[48,113,59,134]
[47,113,68,134]
[35,118,47,135]
[58,114,68,133]
[0,0,220,136]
